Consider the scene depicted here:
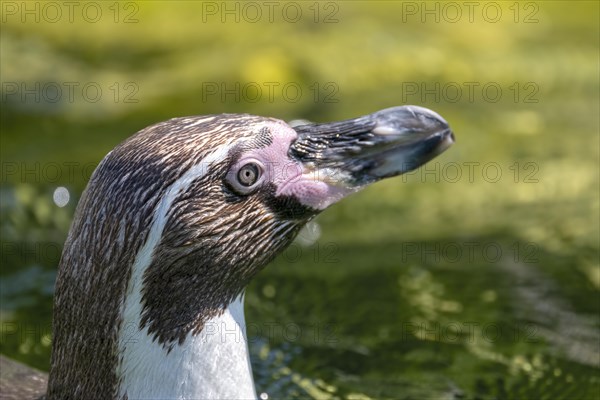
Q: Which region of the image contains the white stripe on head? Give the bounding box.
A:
[116,142,256,399]
[120,143,233,327]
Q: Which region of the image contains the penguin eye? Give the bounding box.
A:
[226,160,265,195]
[237,163,261,187]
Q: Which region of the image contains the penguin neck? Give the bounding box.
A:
[111,146,259,399]
[117,294,257,399]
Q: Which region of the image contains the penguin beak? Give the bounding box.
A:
[289,106,455,187]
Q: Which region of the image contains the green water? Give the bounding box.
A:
[1,1,599,399]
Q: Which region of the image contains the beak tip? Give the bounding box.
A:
[439,129,455,152]
[406,105,450,128]
[373,105,451,136]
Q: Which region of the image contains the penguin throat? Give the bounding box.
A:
[117,295,257,399]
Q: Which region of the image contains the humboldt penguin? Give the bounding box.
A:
[1,106,454,399]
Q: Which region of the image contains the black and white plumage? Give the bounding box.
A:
[3,106,454,399]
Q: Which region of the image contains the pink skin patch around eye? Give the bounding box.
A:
[240,121,358,211]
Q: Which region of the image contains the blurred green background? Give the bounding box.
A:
[1,1,598,399]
